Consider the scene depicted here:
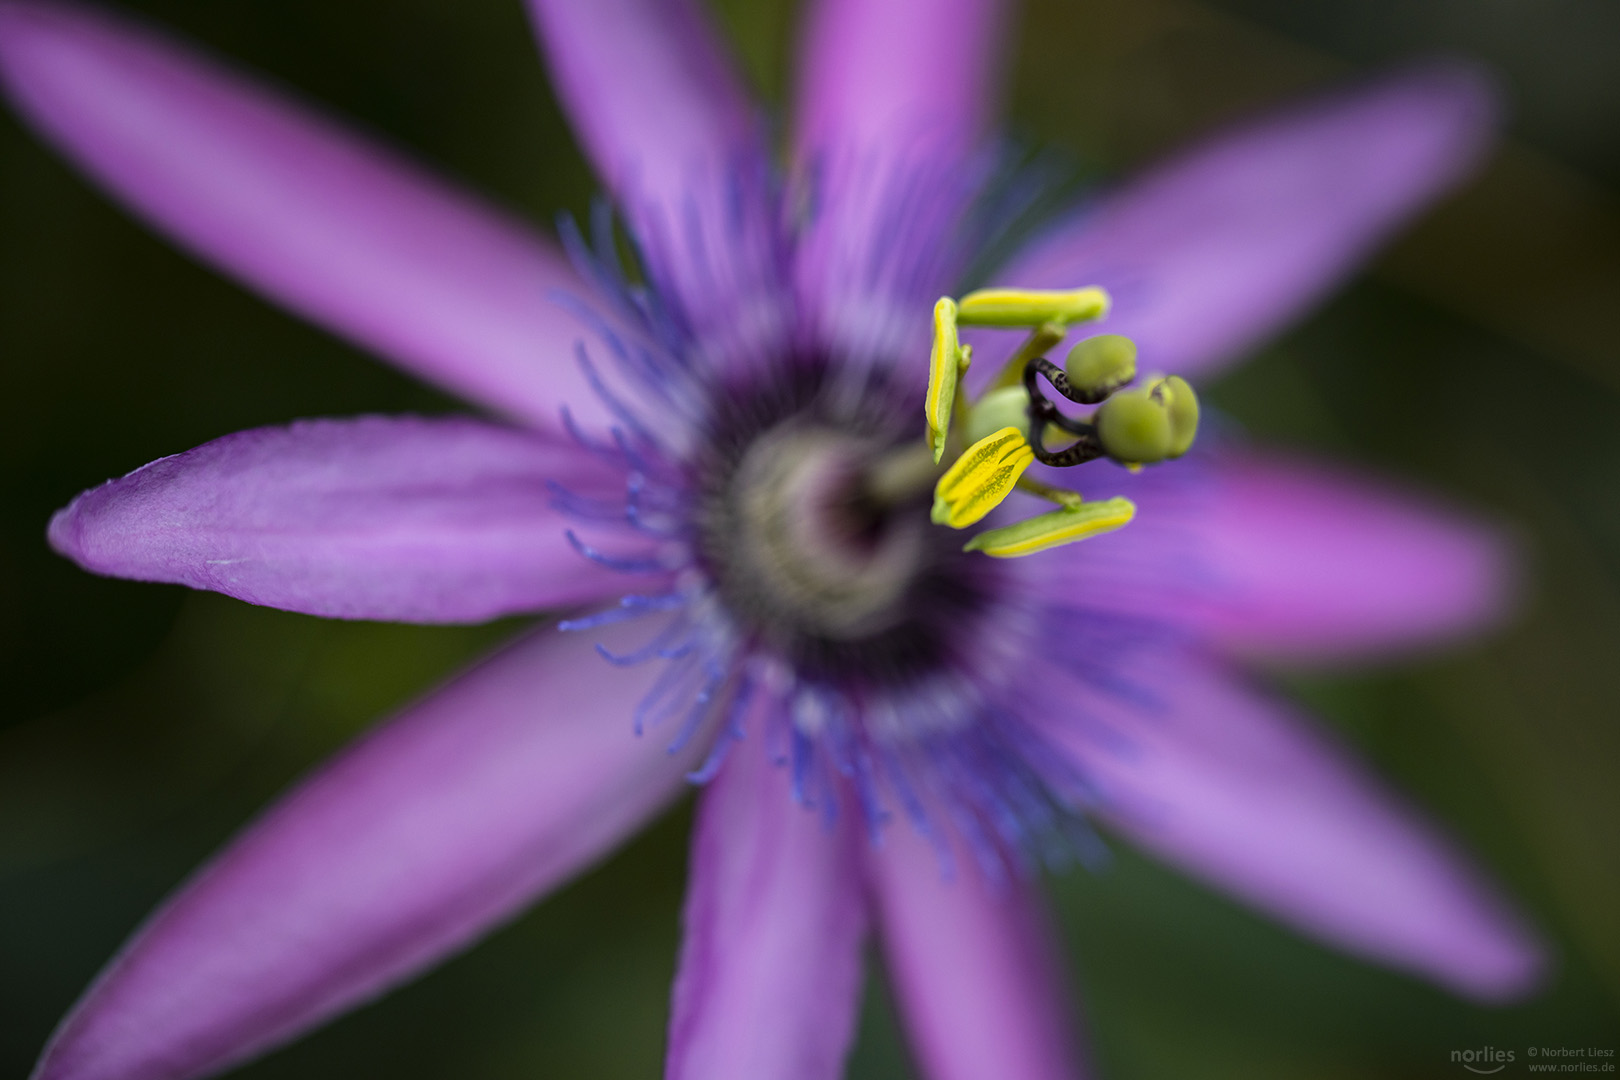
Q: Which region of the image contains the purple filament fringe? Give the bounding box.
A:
[563,530,667,574]
[557,591,687,633]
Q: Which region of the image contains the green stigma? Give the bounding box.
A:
[918,286,1199,558]
[1064,334,1137,397]
[1093,375,1199,465]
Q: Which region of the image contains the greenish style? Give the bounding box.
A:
[963,386,1031,445]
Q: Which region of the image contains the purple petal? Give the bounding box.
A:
[1031,649,1545,1001]
[865,824,1087,1080]
[1042,452,1513,662]
[977,65,1494,378]
[0,1,612,428]
[33,616,712,1080]
[666,731,867,1080]
[1191,454,1512,660]
[789,0,1005,365]
[522,0,785,364]
[793,0,1005,165]
[524,0,757,216]
[48,416,638,623]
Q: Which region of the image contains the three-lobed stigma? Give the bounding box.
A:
[922,287,1200,558]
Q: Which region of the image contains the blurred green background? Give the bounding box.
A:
[3,0,1618,1076]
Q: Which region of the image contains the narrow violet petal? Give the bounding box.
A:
[1036,451,1513,663]
[0,1,614,429]
[974,65,1495,379]
[1031,649,1545,1001]
[865,823,1087,1080]
[666,726,867,1080]
[33,616,714,1080]
[1191,454,1512,660]
[793,0,1005,166]
[48,416,638,623]
[524,0,757,215]
[789,0,1004,366]
[522,0,786,367]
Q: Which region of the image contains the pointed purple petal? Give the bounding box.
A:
[666,733,867,1080]
[524,0,757,217]
[866,825,1087,1080]
[980,65,1494,377]
[34,617,710,1080]
[1043,451,1512,662]
[48,416,636,623]
[789,0,1006,364]
[0,1,613,428]
[1191,454,1512,660]
[522,0,786,366]
[1032,650,1545,1001]
[794,0,1005,165]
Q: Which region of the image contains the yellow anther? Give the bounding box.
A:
[957,287,1110,328]
[925,297,969,463]
[931,427,1034,529]
[963,497,1136,558]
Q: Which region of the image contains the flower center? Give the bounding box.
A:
[692,364,997,687]
[721,422,926,639]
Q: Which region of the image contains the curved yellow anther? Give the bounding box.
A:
[963,497,1136,558]
[957,287,1110,328]
[931,427,1034,529]
[925,297,968,463]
